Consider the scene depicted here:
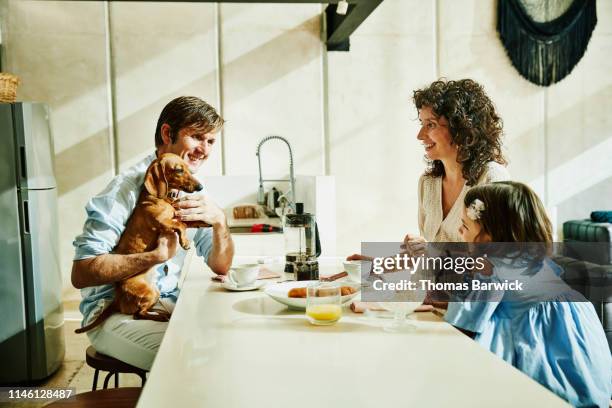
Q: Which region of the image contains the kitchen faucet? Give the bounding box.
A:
[256,136,296,213]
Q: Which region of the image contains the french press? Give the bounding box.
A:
[283,203,321,280]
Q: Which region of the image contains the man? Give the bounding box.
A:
[72,96,234,370]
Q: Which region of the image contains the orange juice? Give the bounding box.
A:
[306,304,342,325]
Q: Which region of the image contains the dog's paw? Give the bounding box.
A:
[181,241,191,250]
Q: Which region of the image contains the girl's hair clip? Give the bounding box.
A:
[467,198,485,221]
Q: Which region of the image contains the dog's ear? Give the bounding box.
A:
[144,161,168,198]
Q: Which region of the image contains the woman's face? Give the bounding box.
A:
[459,207,491,243]
[417,106,457,162]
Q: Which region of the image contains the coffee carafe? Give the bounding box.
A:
[283,203,321,280]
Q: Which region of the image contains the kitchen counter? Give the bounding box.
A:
[137,256,568,408]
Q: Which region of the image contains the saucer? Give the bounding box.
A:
[221,280,265,292]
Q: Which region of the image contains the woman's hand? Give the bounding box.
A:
[401,233,427,257]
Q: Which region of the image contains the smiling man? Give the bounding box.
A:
[72,96,234,370]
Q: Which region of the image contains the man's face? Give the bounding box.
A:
[158,124,217,172]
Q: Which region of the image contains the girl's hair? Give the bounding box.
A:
[464,181,552,243]
[413,79,507,186]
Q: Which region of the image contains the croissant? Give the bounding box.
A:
[288,287,307,298]
[340,286,357,296]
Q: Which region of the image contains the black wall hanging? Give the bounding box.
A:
[497,0,597,86]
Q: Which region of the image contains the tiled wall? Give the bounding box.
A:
[543,0,612,227]
[220,4,325,177]
[110,3,220,173]
[2,0,611,295]
[2,2,113,299]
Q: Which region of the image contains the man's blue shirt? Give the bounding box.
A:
[73,153,213,325]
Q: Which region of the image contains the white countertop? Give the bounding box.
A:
[137,256,568,408]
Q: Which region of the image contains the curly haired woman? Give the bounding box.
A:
[407,78,510,245]
[347,79,511,281]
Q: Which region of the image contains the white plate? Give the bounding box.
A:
[222,280,265,292]
[264,280,360,310]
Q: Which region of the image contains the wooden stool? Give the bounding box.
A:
[85,346,147,391]
[44,387,141,408]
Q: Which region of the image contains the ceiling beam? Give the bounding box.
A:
[104,0,383,51]
[325,0,382,51]
[120,0,371,3]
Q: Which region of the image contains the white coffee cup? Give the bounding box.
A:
[343,260,366,283]
[228,264,260,287]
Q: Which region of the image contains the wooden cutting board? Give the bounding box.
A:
[225,205,282,228]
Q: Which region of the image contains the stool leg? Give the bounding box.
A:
[103,372,114,389]
[92,369,99,391]
[114,372,119,388]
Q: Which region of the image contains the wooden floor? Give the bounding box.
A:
[1,301,142,408]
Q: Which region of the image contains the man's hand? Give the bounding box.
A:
[72,232,179,289]
[172,194,233,275]
[173,194,226,227]
[153,231,179,263]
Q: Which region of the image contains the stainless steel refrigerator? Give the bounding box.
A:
[0,102,64,383]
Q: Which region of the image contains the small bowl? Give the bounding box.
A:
[343,260,368,283]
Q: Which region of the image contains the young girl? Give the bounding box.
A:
[446,181,611,407]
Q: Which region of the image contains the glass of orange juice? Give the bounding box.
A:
[306,282,342,325]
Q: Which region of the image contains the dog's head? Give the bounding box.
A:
[144,153,203,199]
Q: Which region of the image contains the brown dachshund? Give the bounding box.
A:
[76,153,208,334]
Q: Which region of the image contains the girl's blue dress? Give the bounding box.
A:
[445,257,612,407]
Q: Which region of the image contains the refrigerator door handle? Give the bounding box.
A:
[19,145,27,179]
[22,200,30,234]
